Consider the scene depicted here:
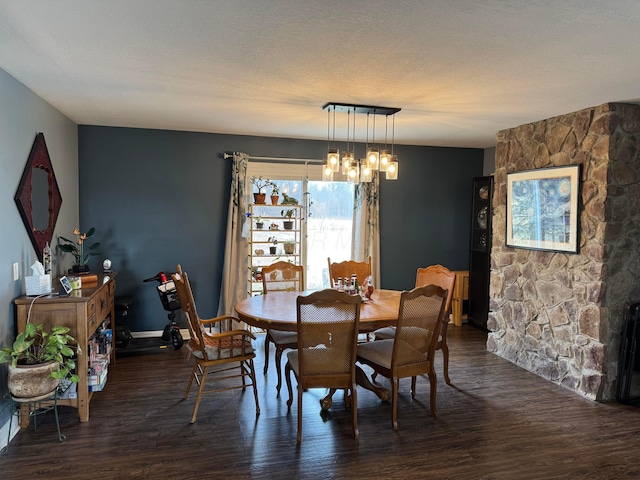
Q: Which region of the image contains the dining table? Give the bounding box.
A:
[234,288,402,407]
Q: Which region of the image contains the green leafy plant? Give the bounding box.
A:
[270,183,280,196]
[281,209,296,219]
[0,323,80,382]
[58,227,102,266]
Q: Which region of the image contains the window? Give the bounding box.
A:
[247,161,354,289]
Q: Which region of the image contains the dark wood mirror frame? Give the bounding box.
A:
[14,132,63,261]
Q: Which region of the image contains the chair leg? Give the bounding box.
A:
[441,343,451,385]
[351,385,359,440]
[391,377,399,431]
[190,365,209,424]
[285,362,294,409]
[275,346,284,396]
[411,376,417,399]
[183,363,199,400]
[297,380,303,443]
[263,333,271,375]
[428,367,438,419]
[247,359,261,415]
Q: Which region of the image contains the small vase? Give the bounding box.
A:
[270,195,279,205]
[269,246,277,255]
[72,264,90,274]
[253,193,266,204]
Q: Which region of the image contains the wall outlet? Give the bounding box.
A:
[13,262,19,281]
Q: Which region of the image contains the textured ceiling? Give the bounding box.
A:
[1,1,640,148]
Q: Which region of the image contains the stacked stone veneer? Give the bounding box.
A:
[489,103,640,401]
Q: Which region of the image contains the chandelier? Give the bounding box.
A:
[322,102,400,183]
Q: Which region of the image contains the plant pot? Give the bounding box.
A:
[269,246,277,255]
[283,220,294,230]
[72,264,90,274]
[8,361,60,400]
[284,243,295,255]
[270,195,279,205]
[253,193,266,204]
[255,222,264,230]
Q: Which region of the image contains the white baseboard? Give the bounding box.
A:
[130,329,190,340]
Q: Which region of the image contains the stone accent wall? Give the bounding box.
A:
[489,103,640,401]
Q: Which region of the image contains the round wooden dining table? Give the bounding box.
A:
[235,289,402,405]
[234,289,401,332]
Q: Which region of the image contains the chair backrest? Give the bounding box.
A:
[327,256,372,288]
[262,261,304,293]
[172,264,206,355]
[392,285,448,369]
[415,265,456,314]
[296,289,361,382]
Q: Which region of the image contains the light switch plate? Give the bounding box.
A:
[13,262,19,281]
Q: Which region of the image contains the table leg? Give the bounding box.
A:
[356,365,390,401]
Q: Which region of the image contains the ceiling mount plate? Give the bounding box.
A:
[322,102,401,116]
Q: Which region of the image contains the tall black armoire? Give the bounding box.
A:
[468,176,493,331]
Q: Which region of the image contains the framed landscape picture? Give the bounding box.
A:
[506,165,580,253]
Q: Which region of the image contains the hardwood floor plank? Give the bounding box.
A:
[2,326,640,479]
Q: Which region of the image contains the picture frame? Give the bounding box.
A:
[506,165,581,253]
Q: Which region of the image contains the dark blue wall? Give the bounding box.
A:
[78,126,483,331]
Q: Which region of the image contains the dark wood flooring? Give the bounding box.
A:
[3,325,640,479]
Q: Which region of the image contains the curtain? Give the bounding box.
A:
[352,172,381,286]
[217,152,249,317]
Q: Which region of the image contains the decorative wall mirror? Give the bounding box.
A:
[14,132,63,261]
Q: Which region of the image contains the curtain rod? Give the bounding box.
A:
[223,153,324,164]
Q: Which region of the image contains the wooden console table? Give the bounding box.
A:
[451,270,469,327]
[13,272,117,426]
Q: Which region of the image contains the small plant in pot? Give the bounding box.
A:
[254,215,264,229]
[270,183,280,205]
[268,236,278,255]
[58,227,101,274]
[0,323,79,400]
[283,240,295,255]
[251,176,273,204]
[281,209,296,230]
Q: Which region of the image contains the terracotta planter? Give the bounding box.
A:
[284,243,295,254]
[270,195,279,205]
[253,193,266,204]
[8,361,60,400]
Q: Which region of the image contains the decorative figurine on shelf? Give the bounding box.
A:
[103,258,112,273]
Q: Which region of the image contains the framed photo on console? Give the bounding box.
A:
[506,164,580,253]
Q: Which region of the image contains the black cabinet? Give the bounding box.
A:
[468,176,493,330]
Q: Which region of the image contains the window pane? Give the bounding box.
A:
[306,181,354,289]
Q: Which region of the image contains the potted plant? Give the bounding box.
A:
[281,209,296,230]
[270,183,280,205]
[251,176,273,204]
[283,240,295,255]
[0,323,79,399]
[58,227,102,274]
[254,215,264,229]
[268,236,278,255]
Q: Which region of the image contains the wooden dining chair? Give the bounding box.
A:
[373,264,456,385]
[327,256,372,288]
[285,289,362,443]
[357,284,448,430]
[261,261,304,396]
[172,265,260,423]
